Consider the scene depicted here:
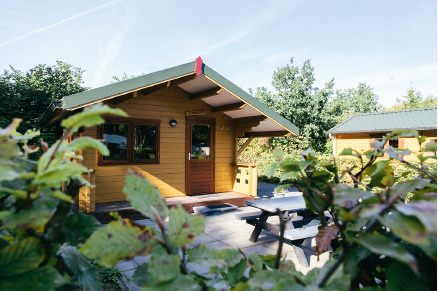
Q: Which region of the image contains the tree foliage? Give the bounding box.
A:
[0,103,126,290]
[268,131,437,289]
[253,58,381,153]
[0,61,86,144]
[386,87,437,111]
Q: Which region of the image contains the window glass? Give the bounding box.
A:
[191,124,210,159]
[134,125,157,160]
[388,139,398,148]
[102,124,128,160]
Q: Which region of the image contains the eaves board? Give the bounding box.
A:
[62,61,196,110]
[202,64,300,136]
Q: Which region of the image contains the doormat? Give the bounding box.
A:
[195,194,221,199]
[193,203,238,215]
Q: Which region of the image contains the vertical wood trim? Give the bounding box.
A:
[237,135,254,158]
[399,138,404,149]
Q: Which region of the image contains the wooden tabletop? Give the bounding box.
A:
[246,196,306,212]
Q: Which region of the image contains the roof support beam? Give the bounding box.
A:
[236,135,254,158]
[234,115,267,124]
[190,87,222,100]
[242,131,290,138]
[211,102,246,113]
[111,73,197,105]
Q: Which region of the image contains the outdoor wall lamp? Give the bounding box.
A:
[169,119,177,127]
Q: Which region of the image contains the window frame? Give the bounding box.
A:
[98,117,160,165]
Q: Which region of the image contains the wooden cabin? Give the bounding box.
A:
[328,107,437,157]
[41,57,299,213]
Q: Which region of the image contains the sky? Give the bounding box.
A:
[0,0,436,107]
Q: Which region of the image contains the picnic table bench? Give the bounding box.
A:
[236,196,320,244]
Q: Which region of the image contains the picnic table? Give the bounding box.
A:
[244,196,320,243]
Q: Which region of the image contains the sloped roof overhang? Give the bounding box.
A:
[41,57,299,137]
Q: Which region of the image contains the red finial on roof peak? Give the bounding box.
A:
[194,56,203,75]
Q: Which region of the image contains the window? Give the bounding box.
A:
[99,118,160,165]
[388,139,398,148]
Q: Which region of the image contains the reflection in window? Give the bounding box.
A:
[134,125,157,160]
[103,124,128,160]
[191,124,210,159]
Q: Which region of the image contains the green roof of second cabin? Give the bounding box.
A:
[328,107,437,134]
[42,58,299,137]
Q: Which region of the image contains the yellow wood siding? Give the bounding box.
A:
[334,133,370,156]
[334,131,437,158]
[81,86,235,203]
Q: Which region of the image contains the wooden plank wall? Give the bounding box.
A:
[334,130,437,157]
[81,86,235,203]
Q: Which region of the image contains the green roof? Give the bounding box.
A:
[328,107,437,134]
[58,60,299,135]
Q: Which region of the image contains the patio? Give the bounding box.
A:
[115,205,330,290]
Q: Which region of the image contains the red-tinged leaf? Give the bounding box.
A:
[314,225,339,255]
[40,138,49,153]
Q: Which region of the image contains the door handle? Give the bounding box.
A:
[188,153,191,160]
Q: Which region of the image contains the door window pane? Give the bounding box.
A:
[134,125,157,160]
[103,124,128,160]
[191,124,210,159]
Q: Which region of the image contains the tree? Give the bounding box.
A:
[254,58,335,152]
[386,87,437,111]
[327,82,382,124]
[112,72,143,83]
[0,61,86,137]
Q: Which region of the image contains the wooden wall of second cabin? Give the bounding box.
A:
[334,133,371,156]
[334,130,437,157]
[80,86,235,203]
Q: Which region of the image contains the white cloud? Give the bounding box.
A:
[92,1,135,87]
[202,0,307,56]
[0,0,122,49]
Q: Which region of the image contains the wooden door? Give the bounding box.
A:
[186,117,215,195]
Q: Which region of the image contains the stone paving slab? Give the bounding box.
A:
[117,206,330,290]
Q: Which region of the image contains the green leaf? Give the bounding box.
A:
[339,148,360,158]
[246,254,263,271]
[0,166,20,183]
[168,204,205,247]
[123,169,168,219]
[132,263,149,287]
[49,190,73,203]
[385,260,428,291]
[246,269,299,290]
[62,136,109,156]
[62,213,101,245]
[57,244,101,291]
[267,162,278,178]
[188,244,224,269]
[0,237,44,278]
[1,208,52,230]
[0,266,67,291]
[364,160,393,188]
[378,211,427,245]
[333,184,375,208]
[422,142,437,153]
[273,148,284,161]
[79,219,155,268]
[148,247,181,284]
[395,201,437,233]
[218,248,244,268]
[352,232,418,274]
[35,162,89,187]
[391,179,430,200]
[61,103,127,133]
[222,258,247,285]
[144,274,200,291]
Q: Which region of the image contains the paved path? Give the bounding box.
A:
[115,204,330,290]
